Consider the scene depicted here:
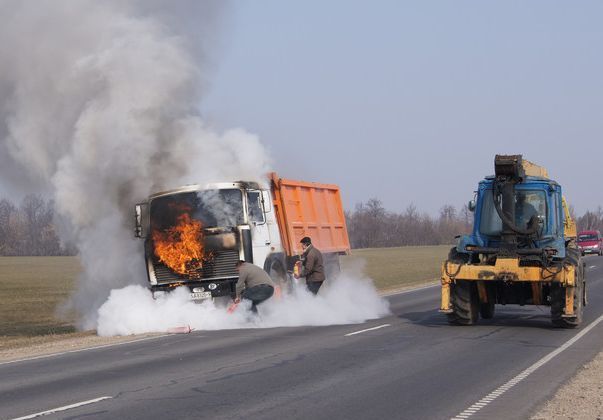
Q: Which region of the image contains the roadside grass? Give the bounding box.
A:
[0,246,450,349]
[0,257,81,349]
[341,245,450,292]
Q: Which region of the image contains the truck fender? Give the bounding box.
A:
[263,253,288,284]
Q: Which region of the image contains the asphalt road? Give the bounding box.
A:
[2,258,603,420]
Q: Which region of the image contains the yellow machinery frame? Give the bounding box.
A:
[440,257,576,316]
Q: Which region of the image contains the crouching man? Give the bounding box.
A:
[234,260,275,313]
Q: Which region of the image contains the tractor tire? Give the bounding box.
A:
[447,280,479,325]
[479,285,496,319]
[551,249,584,328]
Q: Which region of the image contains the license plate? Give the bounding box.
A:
[191,291,212,300]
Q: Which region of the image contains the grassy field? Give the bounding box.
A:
[0,257,82,349]
[0,245,449,348]
[341,245,450,290]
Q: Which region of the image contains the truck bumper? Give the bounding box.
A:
[440,258,576,315]
[150,277,238,301]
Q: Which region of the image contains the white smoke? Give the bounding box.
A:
[0,1,390,334]
[97,268,391,336]
[0,1,271,328]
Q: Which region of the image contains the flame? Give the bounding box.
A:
[152,213,211,275]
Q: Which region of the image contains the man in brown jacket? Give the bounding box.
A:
[234,260,275,313]
[300,236,325,295]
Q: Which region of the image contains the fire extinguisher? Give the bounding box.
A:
[293,260,302,278]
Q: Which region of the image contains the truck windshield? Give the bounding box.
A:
[150,189,244,230]
[480,189,547,236]
[578,234,598,242]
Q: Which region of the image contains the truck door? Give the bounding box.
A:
[247,190,271,269]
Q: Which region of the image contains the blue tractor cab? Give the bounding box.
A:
[440,155,585,328]
[457,175,567,260]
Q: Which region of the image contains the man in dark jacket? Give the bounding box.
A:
[234,261,275,313]
[300,236,325,295]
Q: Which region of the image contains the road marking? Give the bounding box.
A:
[382,283,439,297]
[10,396,112,420]
[450,313,603,420]
[345,324,391,336]
[0,335,169,366]
[589,265,596,269]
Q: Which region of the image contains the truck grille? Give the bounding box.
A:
[153,249,240,283]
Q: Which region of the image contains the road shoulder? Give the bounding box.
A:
[531,349,603,419]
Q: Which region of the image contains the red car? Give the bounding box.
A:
[577,230,603,256]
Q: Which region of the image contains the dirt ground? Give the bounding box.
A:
[531,350,603,420]
[0,332,163,363]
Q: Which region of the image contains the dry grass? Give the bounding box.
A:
[341,245,450,291]
[0,257,81,349]
[0,246,450,349]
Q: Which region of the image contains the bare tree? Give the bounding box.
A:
[0,196,71,256]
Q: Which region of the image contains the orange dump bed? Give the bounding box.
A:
[270,172,351,257]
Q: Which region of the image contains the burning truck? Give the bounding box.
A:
[134,173,351,301]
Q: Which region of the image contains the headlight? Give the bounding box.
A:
[593,244,599,248]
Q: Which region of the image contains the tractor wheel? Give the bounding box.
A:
[551,257,584,328]
[447,280,479,325]
[479,285,496,319]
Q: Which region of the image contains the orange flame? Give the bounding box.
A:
[152,213,211,275]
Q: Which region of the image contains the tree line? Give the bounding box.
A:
[346,198,603,249]
[345,198,473,248]
[1,195,603,255]
[0,195,76,256]
[574,207,603,234]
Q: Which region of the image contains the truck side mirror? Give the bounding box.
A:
[468,199,476,212]
[135,203,146,238]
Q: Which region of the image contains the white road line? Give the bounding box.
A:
[382,283,439,297]
[450,313,603,419]
[589,265,596,269]
[10,396,112,420]
[345,324,391,336]
[0,335,169,366]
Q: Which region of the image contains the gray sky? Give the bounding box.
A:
[2,1,602,216]
[201,1,603,215]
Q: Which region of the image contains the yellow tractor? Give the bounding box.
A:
[440,155,585,328]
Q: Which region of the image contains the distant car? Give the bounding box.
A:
[577,230,603,256]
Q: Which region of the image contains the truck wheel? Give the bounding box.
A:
[550,262,584,328]
[324,253,341,280]
[447,280,479,325]
[479,284,496,319]
[266,258,289,293]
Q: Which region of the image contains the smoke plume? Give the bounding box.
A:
[0,1,271,328]
[97,266,391,336]
[0,1,391,333]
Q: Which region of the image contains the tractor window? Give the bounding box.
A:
[480,190,547,236]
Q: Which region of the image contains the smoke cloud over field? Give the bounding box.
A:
[0,1,270,328]
[97,267,391,336]
[0,1,390,333]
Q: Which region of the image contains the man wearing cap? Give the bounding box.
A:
[300,236,325,295]
[234,260,275,313]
